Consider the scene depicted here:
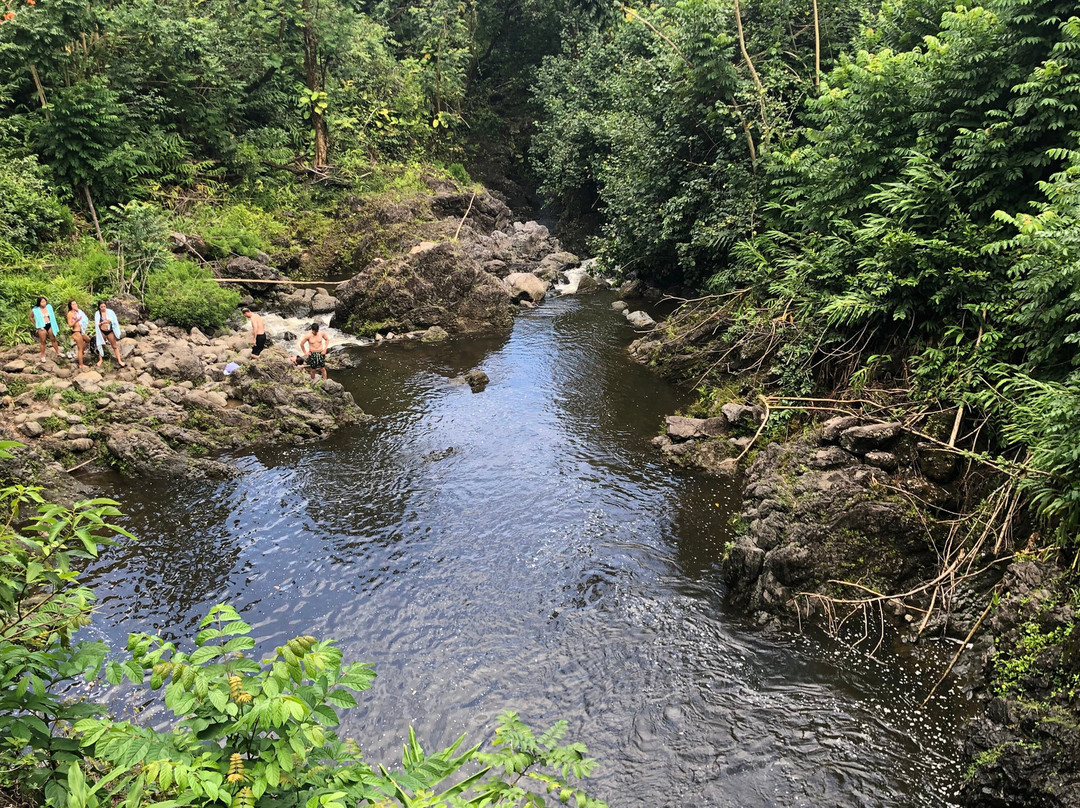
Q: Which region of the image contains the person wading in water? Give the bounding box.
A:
[243,308,267,356]
[299,322,329,381]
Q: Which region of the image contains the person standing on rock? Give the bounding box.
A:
[243,308,267,356]
[30,297,62,363]
[94,301,126,369]
[66,300,91,371]
[299,322,329,381]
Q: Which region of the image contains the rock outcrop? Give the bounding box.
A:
[0,327,365,497]
[720,417,944,623]
[336,241,513,336]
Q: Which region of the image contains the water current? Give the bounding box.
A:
[81,292,969,807]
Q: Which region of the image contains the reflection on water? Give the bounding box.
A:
[82,294,966,807]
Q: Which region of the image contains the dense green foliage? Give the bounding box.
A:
[0,442,608,807]
[531,0,1080,543]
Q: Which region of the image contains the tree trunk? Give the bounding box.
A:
[83,185,105,246]
[812,0,821,89]
[301,0,328,169]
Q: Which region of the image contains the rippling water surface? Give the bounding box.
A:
[83,293,967,807]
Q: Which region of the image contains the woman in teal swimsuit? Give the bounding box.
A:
[30,297,62,363]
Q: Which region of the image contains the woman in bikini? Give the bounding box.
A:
[94,301,126,369]
[30,297,62,363]
[67,300,91,371]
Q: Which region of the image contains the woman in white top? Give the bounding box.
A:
[66,300,91,371]
[94,301,126,368]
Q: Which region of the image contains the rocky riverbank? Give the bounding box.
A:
[0,327,365,502]
[619,293,1080,807]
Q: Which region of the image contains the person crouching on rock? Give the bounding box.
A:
[94,301,126,369]
[30,297,62,363]
[243,308,267,356]
[67,300,91,371]
[299,322,329,381]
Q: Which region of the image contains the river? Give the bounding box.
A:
[82,292,967,807]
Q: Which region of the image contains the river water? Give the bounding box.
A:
[82,293,967,807]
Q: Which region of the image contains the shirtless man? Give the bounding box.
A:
[299,322,329,380]
[242,308,267,356]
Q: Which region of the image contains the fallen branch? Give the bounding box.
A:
[453,191,477,241]
[920,593,996,709]
[214,278,344,286]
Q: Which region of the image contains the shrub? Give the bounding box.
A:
[0,157,73,252]
[145,260,241,331]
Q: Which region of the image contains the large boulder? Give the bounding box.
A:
[336,241,512,336]
[626,310,656,329]
[106,294,147,325]
[218,256,285,294]
[503,272,548,303]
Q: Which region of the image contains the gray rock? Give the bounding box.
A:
[838,422,902,454]
[464,369,489,392]
[611,301,629,313]
[618,279,644,299]
[422,325,450,343]
[18,421,43,438]
[575,274,601,294]
[625,310,656,329]
[916,442,958,483]
[3,360,27,373]
[721,403,762,426]
[666,415,707,440]
[820,415,862,443]
[310,293,338,314]
[864,451,899,472]
[67,438,95,452]
[503,272,548,303]
[808,446,856,469]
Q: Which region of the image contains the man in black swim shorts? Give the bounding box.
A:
[243,308,267,356]
[299,322,329,380]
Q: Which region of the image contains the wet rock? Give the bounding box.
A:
[574,273,602,294]
[106,427,235,479]
[611,301,629,313]
[838,422,901,454]
[422,325,450,343]
[618,279,644,299]
[536,251,579,276]
[464,369,489,392]
[311,292,338,314]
